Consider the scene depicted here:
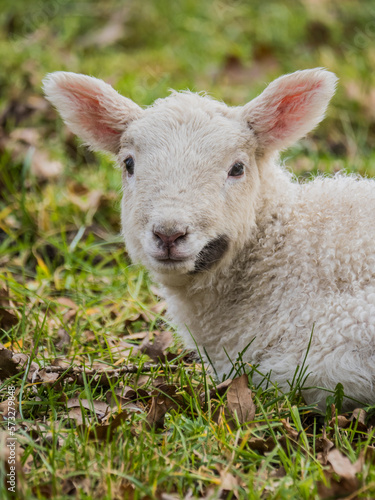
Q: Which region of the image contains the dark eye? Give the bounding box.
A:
[124,156,135,176]
[228,162,244,177]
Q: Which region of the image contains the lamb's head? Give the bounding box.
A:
[43,69,337,282]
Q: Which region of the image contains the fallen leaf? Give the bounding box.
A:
[327,449,363,479]
[318,449,364,498]
[54,328,71,352]
[0,344,30,379]
[30,148,63,180]
[140,331,173,362]
[219,469,239,497]
[124,331,148,340]
[329,414,350,429]
[68,407,87,426]
[78,411,130,440]
[281,419,300,441]
[226,374,255,426]
[105,386,149,410]
[124,313,142,327]
[38,369,60,384]
[349,408,368,433]
[67,398,110,422]
[269,466,286,478]
[316,435,334,465]
[55,297,78,309]
[146,384,184,429]
[9,127,40,145]
[150,300,167,315]
[246,436,276,454]
[0,288,19,330]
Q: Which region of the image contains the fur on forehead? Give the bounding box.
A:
[123,90,254,154]
[151,90,230,116]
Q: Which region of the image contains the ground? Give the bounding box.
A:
[0,0,374,498]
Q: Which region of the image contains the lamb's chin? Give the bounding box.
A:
[149,257,194,278]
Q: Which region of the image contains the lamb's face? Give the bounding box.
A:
[43,69,337,281]
[119,94,259,277]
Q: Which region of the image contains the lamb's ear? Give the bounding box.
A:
[43,72,143,154]
[242,68,337,154]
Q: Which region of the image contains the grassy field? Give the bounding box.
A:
[1,0,375,498]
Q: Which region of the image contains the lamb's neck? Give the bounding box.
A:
[256,158,298,217]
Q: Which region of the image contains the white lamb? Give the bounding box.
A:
[43,68,375,409]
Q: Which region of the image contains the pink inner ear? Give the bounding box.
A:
[64,84,121,137]
[268,81,322,139]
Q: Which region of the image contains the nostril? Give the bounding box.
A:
[153,230,187,247]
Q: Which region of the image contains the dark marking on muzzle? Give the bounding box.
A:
[191,235,229,273]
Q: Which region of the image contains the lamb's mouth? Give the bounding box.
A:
[191,234,229,273]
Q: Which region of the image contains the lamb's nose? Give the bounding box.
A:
[153,230,187,248]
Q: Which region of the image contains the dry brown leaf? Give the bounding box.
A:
[199,379,232,408]
[124,331,148,340]
[140,331,173,362]
[82,330,96,342]
[135,374,166,388]
[0,344,22,379]
[55,297,78,309]
[349,408,368,432]
[124,313,142,327]
[219,469,239,496]
[110,339,138,358]
[246,436,276,454]
[9,127,40,145]
[150,300,167,315]
[38,369,60,384]
[146,384,183,429]
[0,288,19,330]
[365,446,375,464]
[269,466,286,478]
[30,149,63,179]
[54,328,71,352]
[67,189,105,213]
[316,435,334,465]
[78,411,131,441]
[329,414,351,429]
[105,387,146,413]
[328,449,364,479]
[227,374,255,425]
[281,419,300,441]
[67,398,110,418]
[0,344,38,381]
[68,407,87,426]
[318,449,364,498]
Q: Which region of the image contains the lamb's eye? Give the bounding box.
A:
[228,162,244,177]
[124,156,135,176]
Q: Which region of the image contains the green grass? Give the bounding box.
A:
[1,0,375,498]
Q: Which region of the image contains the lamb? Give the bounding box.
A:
[43,68,375,409]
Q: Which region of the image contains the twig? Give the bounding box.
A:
[44,362,179,377]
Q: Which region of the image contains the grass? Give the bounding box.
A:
[1,0,375,498]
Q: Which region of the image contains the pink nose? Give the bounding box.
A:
[153,230,186,248]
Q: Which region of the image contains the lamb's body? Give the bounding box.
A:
[165,169,375,406]
[43,68,375,409]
